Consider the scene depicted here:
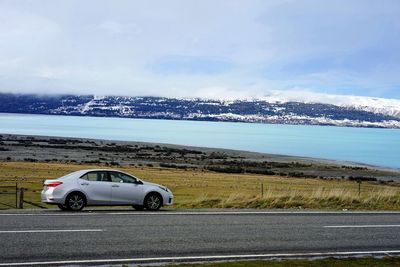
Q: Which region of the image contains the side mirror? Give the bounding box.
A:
[135,180,143,185]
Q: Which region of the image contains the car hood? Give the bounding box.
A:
[141,181,169,191]
[141,181,161,187]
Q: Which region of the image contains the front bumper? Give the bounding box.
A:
[162,192,174,206]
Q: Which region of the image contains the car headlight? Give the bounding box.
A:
[158,186,169,192]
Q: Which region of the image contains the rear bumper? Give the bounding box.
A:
[41,188,64,204]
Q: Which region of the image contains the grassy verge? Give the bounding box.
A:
[130,257,400,267]
[0,161,399,210]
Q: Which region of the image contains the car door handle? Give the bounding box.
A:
[81,182,89,186]
[112,184,120,188]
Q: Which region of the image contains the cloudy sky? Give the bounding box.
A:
[1,0,399,99]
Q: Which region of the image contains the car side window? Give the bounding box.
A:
[109,172,136,183]
[81,171,110,182]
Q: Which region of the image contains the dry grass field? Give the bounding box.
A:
[1,161,399,210]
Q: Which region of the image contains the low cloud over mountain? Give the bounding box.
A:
[1,92,399,129]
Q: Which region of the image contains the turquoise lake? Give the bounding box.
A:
[0,113,399,168]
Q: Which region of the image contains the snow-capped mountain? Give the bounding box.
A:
[257,90,400,119]
[0,92,399,128]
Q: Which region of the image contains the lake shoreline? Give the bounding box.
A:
[1,133,399,183]
[1,113,399,168]
[1,111,399,130]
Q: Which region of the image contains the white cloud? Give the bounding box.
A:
[175,86,264,100]
[97,20,141,35]
[0,0,399,99]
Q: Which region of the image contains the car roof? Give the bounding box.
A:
[79,169,121,172]
[77,169,135,176]
[56,169,135,180]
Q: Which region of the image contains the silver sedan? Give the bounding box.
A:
[41,169,173,211]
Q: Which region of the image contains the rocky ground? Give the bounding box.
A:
[0,134,399,182]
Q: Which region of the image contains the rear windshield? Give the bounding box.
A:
[58,171,82,180]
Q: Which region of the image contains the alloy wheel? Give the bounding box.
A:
[68,194,84,211]
[146,195,161,210]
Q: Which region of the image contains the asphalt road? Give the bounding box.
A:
[0,209,400,266]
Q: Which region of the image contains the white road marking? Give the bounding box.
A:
[1,250,400,266]
[324,225,400,228]
[0,229,103,233]
[1,211,400,216]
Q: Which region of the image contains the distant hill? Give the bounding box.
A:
[0,93,399,128]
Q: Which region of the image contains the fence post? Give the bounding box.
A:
[260,183,264,198]
[19,188,24,209]
[15,183,18,209]
[357,180,362,197]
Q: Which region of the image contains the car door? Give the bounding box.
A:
[109,171,144,205]
[79,171,112,205]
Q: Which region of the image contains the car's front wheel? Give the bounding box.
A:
[144,193,162,211]
[66,193,86,211]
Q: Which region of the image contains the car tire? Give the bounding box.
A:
[66,193,86,211]
[57,204,68,211]
[144,193,162,211]
[132,205,144,211]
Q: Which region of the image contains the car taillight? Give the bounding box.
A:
[46,181,63,187]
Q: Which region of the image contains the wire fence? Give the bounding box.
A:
[0,183,47,210]
[0,184,18,209]
[0,178,399,210]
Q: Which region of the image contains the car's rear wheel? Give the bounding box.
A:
[66,193,85,211]
[57,204,68,211]
[144,193,162,211]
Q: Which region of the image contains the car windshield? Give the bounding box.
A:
[109,172,137,183]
